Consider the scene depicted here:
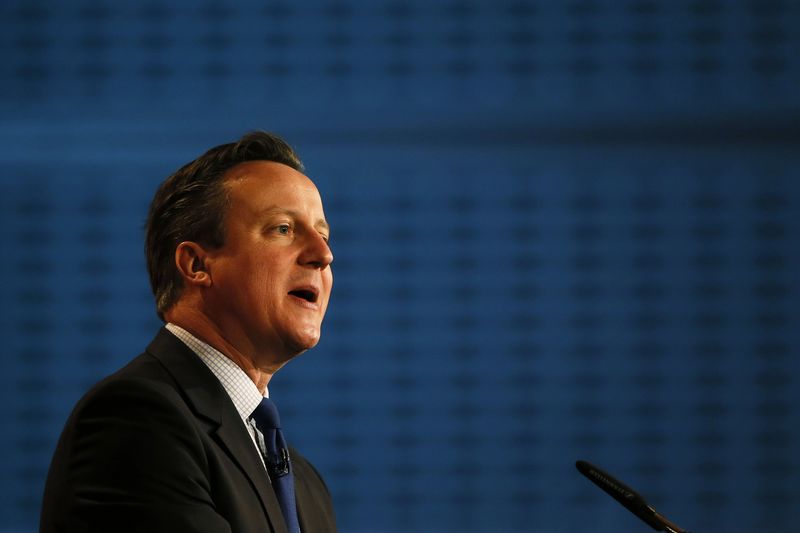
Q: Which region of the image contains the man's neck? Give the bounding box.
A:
[165,305,274,394]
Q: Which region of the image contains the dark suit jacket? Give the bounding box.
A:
[40,328,336,533]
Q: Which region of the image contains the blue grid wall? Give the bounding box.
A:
[1,1,799,532]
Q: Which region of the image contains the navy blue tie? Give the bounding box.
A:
[251,398,300,533]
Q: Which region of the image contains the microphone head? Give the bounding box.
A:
[575,460,664,530]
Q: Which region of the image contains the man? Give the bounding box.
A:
[40,132,337,533]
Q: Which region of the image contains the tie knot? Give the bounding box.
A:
[252,397,282,429]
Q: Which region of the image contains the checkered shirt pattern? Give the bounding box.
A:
[165,323,267,465]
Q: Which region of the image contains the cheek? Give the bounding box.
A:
[241,269,280,309]
[259,275,281,303]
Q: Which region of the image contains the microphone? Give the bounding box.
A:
[575,460,691,533]
[267,448,291,478]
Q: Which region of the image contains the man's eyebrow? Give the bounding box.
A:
[258,206,330,233]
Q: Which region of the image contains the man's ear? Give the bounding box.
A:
[174,241,213,287]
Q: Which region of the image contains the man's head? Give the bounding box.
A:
[145,132,333,365]
[146,131,304,318]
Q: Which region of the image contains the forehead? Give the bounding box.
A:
[222,160,323,210]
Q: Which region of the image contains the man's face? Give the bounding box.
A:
[203,160,333,367]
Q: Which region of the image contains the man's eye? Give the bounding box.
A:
[277,224,291,235]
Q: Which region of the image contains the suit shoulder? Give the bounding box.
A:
[41,351,234,532]
[46,351,215,500]
[72,352,187,416]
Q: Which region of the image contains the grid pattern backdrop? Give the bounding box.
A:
[1,1,799,532]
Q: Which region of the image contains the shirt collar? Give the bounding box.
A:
[165,323,265,422]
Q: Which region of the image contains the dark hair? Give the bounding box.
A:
[145,131,304,319]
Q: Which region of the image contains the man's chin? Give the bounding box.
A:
[284,329,321,358]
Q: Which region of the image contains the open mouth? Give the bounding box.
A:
[288,288,319,303]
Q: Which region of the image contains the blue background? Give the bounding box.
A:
[1,1,799,532]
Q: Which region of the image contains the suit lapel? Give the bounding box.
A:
[214,407,289,533]
[145,328,289,533]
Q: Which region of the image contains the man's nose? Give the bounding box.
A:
[299,230,333,269]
